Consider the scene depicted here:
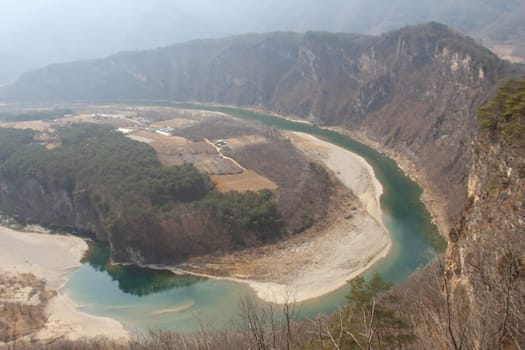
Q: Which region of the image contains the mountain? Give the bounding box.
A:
[1,23,519,227]
[445,80,525,348]
[1,0,524,84]
[1,20,524,348]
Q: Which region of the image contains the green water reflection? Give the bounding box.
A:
[82,243,203,296]
[65,103,445,331]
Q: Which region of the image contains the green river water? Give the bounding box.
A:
[64,104,444,332]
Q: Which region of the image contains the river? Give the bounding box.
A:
[64,104,444,332]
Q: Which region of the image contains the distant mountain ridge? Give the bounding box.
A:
[1,0,524,84]
[0,23,520,226]
[0,23,506,104]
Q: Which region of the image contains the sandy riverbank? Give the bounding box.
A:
[0,226,128,343]
[256,131,391,302]
[185,102,448,236]
[288,132,386,230]
[170,131,392,304]
[326,126,450,236]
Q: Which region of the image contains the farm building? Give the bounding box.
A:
[156,127,175,136]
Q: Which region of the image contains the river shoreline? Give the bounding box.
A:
[325,126,451,237]
[187,102,449,237]
[0,226,128,344]
[0,103,440,337]
[133,131,392,304]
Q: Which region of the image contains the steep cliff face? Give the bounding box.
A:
[0,169,281,265]
[1,23,516,224]
[0,177,108,240]
[0,124,336,266]
[446,80,524,349]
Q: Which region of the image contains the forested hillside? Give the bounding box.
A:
[13,79,523,350]
[2,23,519,228]
[0,124,282,263]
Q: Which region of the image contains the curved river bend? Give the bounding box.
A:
[65,104,444,332]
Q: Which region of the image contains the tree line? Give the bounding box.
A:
[0,124,283,262]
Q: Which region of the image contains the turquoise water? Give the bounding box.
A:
[65,104,444,331]
[67,244,255,331]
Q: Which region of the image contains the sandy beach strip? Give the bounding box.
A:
[245,132,391,303]
[0,226,128,342]
[0,127,393,328]
[289,132,385,224]
[169,131,392,304]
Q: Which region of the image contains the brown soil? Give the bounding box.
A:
[211,170,278,192]
[150,118,198,129]
[133,130,244,175]
[222,135,266,150]
[0,108,279,192]
[0,273,52,343]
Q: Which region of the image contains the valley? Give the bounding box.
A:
[0,102,440,339]
[0,21,522,349]
[1,23,518,230]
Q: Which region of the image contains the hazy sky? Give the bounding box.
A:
[0,0,523,83]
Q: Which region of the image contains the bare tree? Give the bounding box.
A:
[239,296,268,350]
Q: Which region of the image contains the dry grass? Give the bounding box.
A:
[223,135,266,150]
[0,120,51,131]
[133,130,198,153]
[0,108,289,192]
[285,131,331,158]
[135,130,244,175]
[193,154,243,175]
[229,138,335,232]
[210,170,278,192]
[0,273,52,343]
[0,114,136,132]
[172,116,259,141]
[150,118,198,129]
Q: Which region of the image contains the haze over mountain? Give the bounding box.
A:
[1,22,520,234]
[1,1,524,347]
[1,0,524,84]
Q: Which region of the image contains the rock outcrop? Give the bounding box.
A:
[445,80,524,349]
[1,23,518,224]
[0,177,108,240]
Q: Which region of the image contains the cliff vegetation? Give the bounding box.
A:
[479,79,525,145]
[1,23,519,227]
[0,124,283,263]
[445,78,525,348]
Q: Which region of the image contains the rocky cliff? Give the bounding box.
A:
[0,176,108,240]
[445,80,524,349]
[1,23,518,225]
[0,124,335,266]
